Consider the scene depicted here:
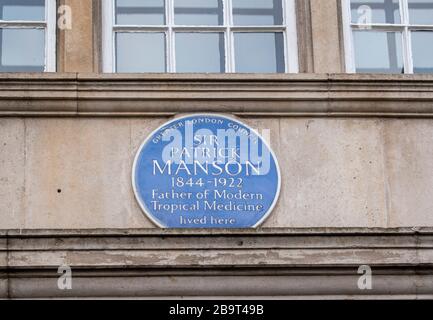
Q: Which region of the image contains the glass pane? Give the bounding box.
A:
[175,33,224,72]
[174,0,223,25]
[233,0,283,26]
[0,0,45,21]
[350,0,400,24]
[412,31,433,73]
[115,0,165,25]
[0,28,45,72]
[408,0,433,25]
[353,31,403,73]
[116,33,166,72]
[234,32,285,73]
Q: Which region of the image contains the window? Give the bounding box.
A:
[102,0,298,73]
[0,0,56,72]
[343,0,433,73]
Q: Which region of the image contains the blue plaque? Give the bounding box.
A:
[132,114,280,228]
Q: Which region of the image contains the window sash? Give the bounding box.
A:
[0,0,56,72]
[342,0,433,74]
[103,0,299,73]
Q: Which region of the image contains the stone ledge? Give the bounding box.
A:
[1,228,432,269]
[3,270,433,299]
[3,226,433,236]
[1,73,433,117]
[0,228,432,298]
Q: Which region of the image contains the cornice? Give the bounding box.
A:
[1,73,433,117]
[1,228,432,298]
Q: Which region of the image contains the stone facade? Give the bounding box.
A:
[1,0,433,299]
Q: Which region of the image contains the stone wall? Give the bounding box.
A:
[2,115,433,229]
[1,74,433,230]
[1,0,433,298]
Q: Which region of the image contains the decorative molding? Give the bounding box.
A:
[1,74,433,117]
[1,228,432,298]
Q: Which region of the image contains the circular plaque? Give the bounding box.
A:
[132,114,280,228]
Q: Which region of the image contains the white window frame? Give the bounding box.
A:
[0,0,56,72]
[342,0,433,74]
[102,0,298,73]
